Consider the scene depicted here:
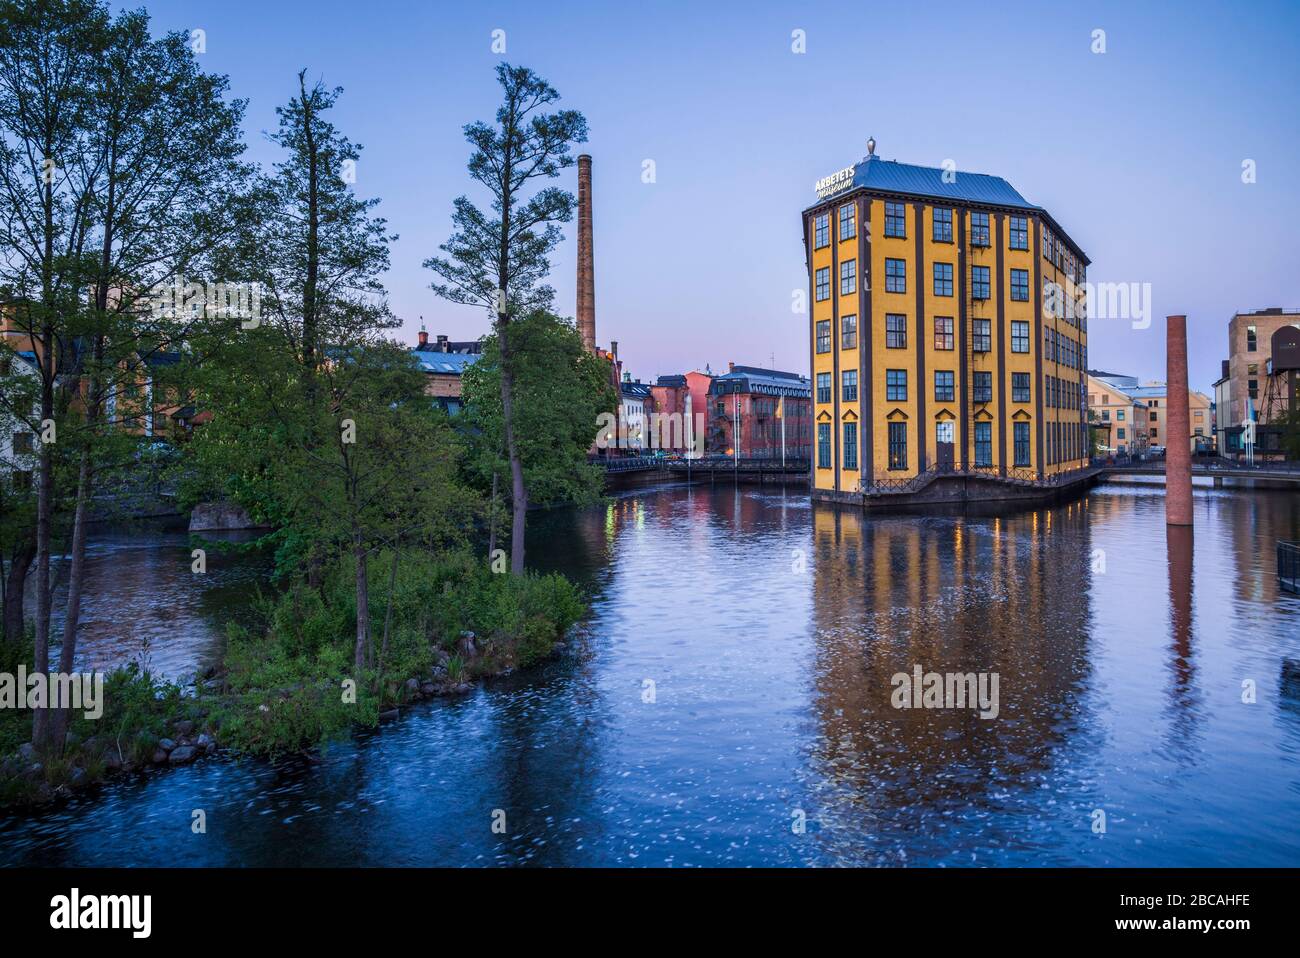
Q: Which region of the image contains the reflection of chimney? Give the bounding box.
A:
[417,329,428,348]
[577,155,595,353]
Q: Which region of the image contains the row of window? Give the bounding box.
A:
[814,316,1034,354]
[813,261,1031,301]
[1042,228,1085,285]
[815,203,1035,252]
[1045,327,1083,370]
[1046,374,1087,412]
[814,367,1036,406]
[1046,420,1087,465]
[816,420,1037,471]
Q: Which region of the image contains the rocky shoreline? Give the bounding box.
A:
[0,628,575,810]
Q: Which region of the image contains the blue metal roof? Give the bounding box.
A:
[818,155,1034,209]
[807,153,1089,264]
[413,351,477,375]
[143,351,182,367]
[710,365,809,397]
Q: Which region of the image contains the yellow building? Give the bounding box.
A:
[1086,373,1149,456]
[804,142,1090,502]
[1089,372,1211,453]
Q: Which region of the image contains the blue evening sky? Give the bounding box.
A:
[142,0,1299,392]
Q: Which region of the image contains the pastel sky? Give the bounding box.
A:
[144,0,1299,392]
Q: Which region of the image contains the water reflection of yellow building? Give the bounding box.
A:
[807,501,1094,829]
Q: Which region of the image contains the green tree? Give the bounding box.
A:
[462,310,615,510]
[426,63,587,574]
[186,73,474,674]
[0,0,105,751]
[47,8,248,749]
[0,0,247,751]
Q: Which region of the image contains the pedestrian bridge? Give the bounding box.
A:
[1098,460,1300,487]
[594,456,810,487]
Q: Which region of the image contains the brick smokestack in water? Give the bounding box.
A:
[577,154,595,352]
[1165,314,1193,527]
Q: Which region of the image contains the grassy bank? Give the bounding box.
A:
[0,550,585,807]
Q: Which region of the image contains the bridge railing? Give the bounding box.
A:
[592,456,663,472]
[593,455,812,474]
[1100,457,1300,475]
[664,457,811,472]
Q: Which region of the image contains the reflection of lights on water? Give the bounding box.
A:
[604,504,615,542]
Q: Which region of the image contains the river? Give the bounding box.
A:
[2,480,1299,866]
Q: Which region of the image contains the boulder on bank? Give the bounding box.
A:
[168,745,198,765]
[188,500,269,532]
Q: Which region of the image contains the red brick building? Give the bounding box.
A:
[650,369,713,455]
[707,363,811,460]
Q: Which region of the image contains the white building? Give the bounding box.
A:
[0,349,40,490]
[619,378,652,454]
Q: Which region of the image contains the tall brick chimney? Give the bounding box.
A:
[1165,314,1193,527]
[576,154,595,353]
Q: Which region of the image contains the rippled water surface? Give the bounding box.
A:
[3,482,1299,867]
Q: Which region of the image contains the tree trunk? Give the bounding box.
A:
[498,325,528,575]
[47,445,92,750]
[30,344,54,751]
[2,539,35,646]
[300,71,319,374]
[353,536,370,675]
[46,196,114,752]
[375,548,399,693]
[487,471,499,561]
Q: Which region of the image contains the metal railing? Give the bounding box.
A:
[594,455,813,474]
[593,456,662,473]
[1280,541,1300,595]
[863,462,1098,496]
